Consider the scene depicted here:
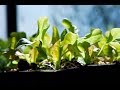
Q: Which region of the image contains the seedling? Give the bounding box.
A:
[1,16,120,71]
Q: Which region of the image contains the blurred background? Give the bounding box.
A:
[1,5,120,40]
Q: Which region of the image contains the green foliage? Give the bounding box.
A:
[50,40,61,70]
[84,28,102,44]
[1,16,120,71]
[35,16,50,42]
[52,26,60,45]
[61,29,67,41]
[62,18,76,33]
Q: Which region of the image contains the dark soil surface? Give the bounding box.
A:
[1,59,120,72]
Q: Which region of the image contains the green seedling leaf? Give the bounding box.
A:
[31,40,40,48]
[61,32,78,61]
[72,41,82,57]
[23,46,32,54]
[12,60,18,64]
[36,16,50,42]
[91,28,102,36]
[78,41,90,51]
[88,45,99,63]
[88,45,95,57]
[10,32,26,41]
[61,29,67,41]
[50,40,61,70]
[10,32,26,49]
[77,41,91,64]
[105,28,120,41]
[84,28,102,44]
[52,26,60,44]
[105,31,113,43]
[64,51,74,61]
[61,32,78,46]
[29,47,38,63]
[109,42,120,53]
[43,33,51,47]
[98,36,113,56]
[61,44,68,57]
[67,45,74,61]
[37,46,47,60]
[62,41,81,61]
[62,18,75,33]
[77,43,85,53]
[42,33,51,58]
[10,37,16,50]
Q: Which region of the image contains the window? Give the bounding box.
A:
[0,5,7,40]
[17,5,53,37]
[17,5,94,37]
[16,5,120,38]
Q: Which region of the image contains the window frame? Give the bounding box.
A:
[6,4,17,38]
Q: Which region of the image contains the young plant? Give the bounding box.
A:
[98,28,120,62]
[3,32,26,69]
[1,16,120,71]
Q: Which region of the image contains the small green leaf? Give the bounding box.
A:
[29,47,38,63]
[61,44,68,57]
[79,41,90,51]
[10,37,16,50]
[43,33,51,47]
[37,46,47,60]
[61,29,67,41]
[10,32,26,49]
[109,42,120,53]
[105,31,113,43]
[98,36,113,56]
[105,28,120,41]
[36,16,50,41]
[50,40,61,70]
[64,51,74,61]
[42,33,51,57]
[52,26,60,44]
[31,40,39,48]
[61,32,78,46]
[77,41,91,64]
[84,28,102,44]
[77,43,85,52]
[12,60,18,64]
[10,32,26,41]
[62,18,75,33]
[72,41,82,57]
[91,28,102,36]
[88,45,95,57]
